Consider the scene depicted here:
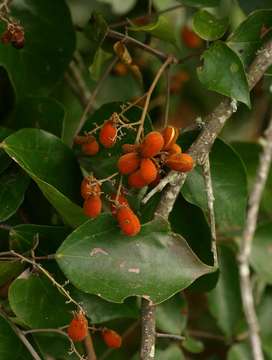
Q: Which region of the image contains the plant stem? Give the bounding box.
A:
[156,332,185,341]
[84,331,97,360]
[141,299,156,360]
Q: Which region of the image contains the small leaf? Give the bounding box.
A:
[198,41,250,106]
[0,167,30,222]
[193,10,229,41]
[56,214,214,304]
[3,129,86,227]
[182,337,204,353]
[8,274,73,328]
[130,16,177,46]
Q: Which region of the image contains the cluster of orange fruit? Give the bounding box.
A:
[67,311,122,348]
[1,22,25,49]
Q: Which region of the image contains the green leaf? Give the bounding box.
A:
[0,261,23,287]
[207,245,243,338]
[156,293,187,335]
[177,0,220,7]
[181,138,247,236]
[156,344,185,360]
[8,274,73,328]
[193,10,228,41]
[0,167,30,222]
[0,0,75,98]
[227,342,252,360]
[228,9,272,66]
[3,129,86,227]
[182,337,204,353]
[12,97,64,137]
[198,41,250,106]
[257,289,272,356]
[130,16,177,46]
[250,223,272,284]
[71,288,139,323]
[0,315,32,359]
[0,128,13,174]
[56,214,214,304]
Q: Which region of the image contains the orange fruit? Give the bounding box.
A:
[139,158,158,184]
[165,153,194,172]
[102,329,122,348]
[67,312,88,342]
[140,131,164,158]
[83,195,102,218]
[118,152,140,175]
[116,206,141,236]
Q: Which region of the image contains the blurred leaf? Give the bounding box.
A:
[228,9,272,66]
[250,223,272,284]
[9,274,73,328]
[130,16,177,46]
[97,0,136,15]
[257,289,272,356]
[207,245,243,338]
[0,167,30,222]
[57,214,214,304]
[182,336,204,353]
[0,315,32,359]
[0,0,75,98]
[193,10,228,41]
[156,293,187,335]
[238,0,271,15]
[3,129,86,227]
[227,342,252,360]
[71,288,139,323]
[0,261,23,287]
[0,128,13,175]
[156,344,185,359]
[89,48,113,81]
[177,0,220,7]
[181,138,247,236]
[198,41,250,106]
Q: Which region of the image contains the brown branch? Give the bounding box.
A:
[141,299,156,360]
[67,60,91,107]
[84,331,97,360]
[238,112,272,360]
[156,332,185,341]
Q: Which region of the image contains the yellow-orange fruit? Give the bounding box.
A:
[139,158,158,184]
[99,121,117,148]
[113,62,128,76]
[161,126,179,150]
[140,131,165,158]
[168,143,182,154]
[122,143,139,153]
[102,329,122,348]
[67,312,88,342]
[83,195,102,218]
[118,152,140,175]
[81,177,101,199]
[181,26,203,49]
[110,193,129,217]
[116,206,141,236]
[81,139,99,156]
[165,153,194,172]
[128,170,147,188]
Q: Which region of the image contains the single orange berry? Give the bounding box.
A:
[140,131,165,158]
[11,27,25,49]
[128,170,148,188]
[118,152,140,175]
[122,143,140,153]
[99,120,117,148]
[67,312,88,342]
[113,62,129,76]
[150,173,161,187]
[83,195,102,218]
[102,329,122,349]
[161,126,179,150]
[81,177,101,199]
[110,193,129,217]
[168,143,182,154]
[82,139,99,156]
[116,206,141,236]
[181,26,203,49]
[165,153,194,172]
[139,158,158,184]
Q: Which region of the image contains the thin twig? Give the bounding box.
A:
[141,299,156,360]
[156,332,185,341]
[0,223,12,231]
[75,56,118,137]
[68,60,91,107]
[84,331,97,360]
[188,329,226,342]
[163,66,170,128]
[238,113,272,360]
[201,155,218,268]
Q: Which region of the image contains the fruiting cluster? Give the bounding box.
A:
[67,312,122,349]
[1,22,25,49]
[118,126,194,189]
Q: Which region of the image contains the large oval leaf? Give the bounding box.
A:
[56,214,214,304]
[182,138,247,236]
[198,41,250,106]
[0,0,75,98]
[8,274,73,328]
[3,129,86,227]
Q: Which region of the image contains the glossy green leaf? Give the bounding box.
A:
[9,274,73,328]
[0,0,75,98]
[71,288,139,324]
[193,10,228,41]
[130,16,177,46]
[198,41,250,106]
[250,223,272,284]
[0,315,32,360]
[3,129,86,227]
[57,214,214,304]
[182,337,204,353]
[227,342,252,360]
[12,97,64,137]
[156,293,187,335]
[207,246,243,338]
[177,0,220,7]
[182,138,247,236]
[0,128,13,174]
[0,167,30,222]
[0,261,23,287]
[228,10,272,66]
[9,224,70,253]
[156,345,185,360]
